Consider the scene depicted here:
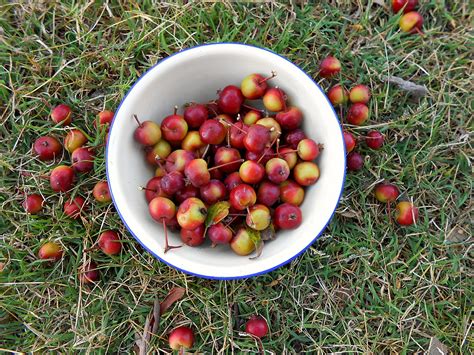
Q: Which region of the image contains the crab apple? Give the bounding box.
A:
[161,171,185,195]
[279,147,298,169]
[266,158,290,184]
[349,84,371,104]
[97,110,114,126]
[327,85,349,106]
[177,197,207,230]
[50,165,74,192]
[319,56,341,78]
[366,130,384,149]
[199,119,227,145]
[209,167,224,180]
[218,85,244,114]
[395,201,419,225]
[257,180,280,207]
[229,121,249,149]
[180,224,205,246]
[216,113,234,127]
[274,203,302,230]
[245,316,269,338]
[293,161,320,186]
[184,103,208,128]
[374,183,400,203]
[343,131,357,153]
[23,193,44,214]
[246,204,271,231]
[146,140,172,166]
[71,147,95,173]
[175,184,200,204]
[284,129,307,149]
[93,181,111,203]
[98,230,121,255]
[161,114,188,144]
[165,149,194,173]
[263,87,286,112]
[280,180,305,206]
[275,106,303,131]
[244,124,272,153]
[208,223,233,245]
[347,103,369,125]
[297,138,320,161]
[80,261,99,284]
[392,0,418,13]
[64,196,86,219]
[230,227,256,256]
[64,129,87,154]
[51,104,72,125]
[185,159,211,187]
[134,119,162,146]
[143,177,168,203]
[224,172,243,191]
[200,180,227,205]
[149,196,176,222]
[241,72,275,99]
[214,147,241,173]
[229,184,256,211]
[33,136,62,161]
[182,131,205,152]
[245,148,274,166]
[38,241,63,261]
[399,11,423,34]
[169,326,195,351]
[346,152,364,171]
[257,117,281,141]
[239,160,265,184]
[243,110,262,125]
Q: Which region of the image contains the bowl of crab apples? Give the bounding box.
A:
[107,43,345,279]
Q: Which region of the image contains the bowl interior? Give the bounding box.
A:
[107,44,345,279]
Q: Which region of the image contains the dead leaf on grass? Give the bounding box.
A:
[382,75,429,98]
[446,226,470,243]
[428,337,449,355]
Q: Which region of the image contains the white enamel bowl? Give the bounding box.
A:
[107,43,345,279]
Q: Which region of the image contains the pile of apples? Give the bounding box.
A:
[134,73,322,255]
[25,104,122,283]
[394,0,424,34]
[321,56,418,226]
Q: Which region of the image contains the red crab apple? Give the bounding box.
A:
[280,180,305,206]
[374,183,400,203]
[275,106,303,130]
[148,196,180,252]
[169,326,195,351]
[343,131,356,153]
[266,158,290,184]
[64,129,87,153]
[146,140,172,166]
[64,196,86,219]
[214,147,242,173]
[346,152,364,171]
[38,241,63,261]
[347,103,369,125]
[50,165,74,192]
[229,121,249,149]
[200,180,227,205]
[142,177,169,203]
[93,181,111,203]
[246,204,271,231]
[239,160,265,184]
[80,261,99,284]
[51,104,72,125]
[293,161,320,186]
[279,147,298,169]
[244,124,272,153]
[243,110,262,125]
[184,103,208,128]
[240,72,275,99]
[199,119,227,145]
[319,56,341,78]
[366,131,384,150]
[224,172,243,191]
[257,180,280,207]
[230,227,256,256]
[257,117,281,141]
[98,230,121,255]
[208,223,233,245]
[33,136,62,161]
[97,110,114,126]
[161,113,188,144]
[23,193,44,214]
[133,116,162,146]
[229,184,256,211]
[177,197,207,230]
[180,224,205,246]
[71,147,95,173]
[349,84,371,104]
[284,129,307,149]
[395,201,418,225]
[218,85,244,114]
[245,148,274,166]
[263,87,286,112]
[245,315,269,338]
[297,138,320,161]
[327,85,349,106]
[175,184,200,204]
[161,171,185,195]
[392,0,418,13]
[274,203,302,230]
[399,11,423,34]
[165,149,194,173]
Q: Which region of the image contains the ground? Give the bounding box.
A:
[0,1,472,353]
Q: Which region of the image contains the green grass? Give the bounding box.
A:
[0,1,472,353]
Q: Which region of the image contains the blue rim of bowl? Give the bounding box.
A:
[106,42,346,280]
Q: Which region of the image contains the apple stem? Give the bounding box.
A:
[224,216,239,228]
[257,135,279,164]
[201,144,210,159]
[139,186,156,192]
[208,159,244,171]
[173,106,178,115]
[133,114,142,127]
[258,70,277,85]
[228,213,246,217]
[226,128,231,147]
[219,119,247,133]
[241,104,264,113]
[162,219,182,253]
[246,207,254,226]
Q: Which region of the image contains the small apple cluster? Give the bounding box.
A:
[26,103,123,282]
[393,0,423,34]
[320,56,419,226]
[134,73,322,255]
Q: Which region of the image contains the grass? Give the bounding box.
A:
[0,1,472,353]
